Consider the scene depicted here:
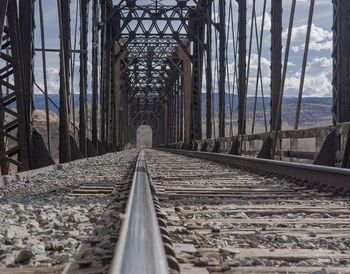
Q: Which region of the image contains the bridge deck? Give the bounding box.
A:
[0,150,138,271]
[145,149,350,273]
[0,149,350,273]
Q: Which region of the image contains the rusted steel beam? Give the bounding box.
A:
[19,0,35,167]
[206,2,212,139]
[164,103,168,144]
[176,79,180,142]
[0,1,30,174]
[173,85,177,143]
[91,0,99,151]
[57,0,72,163]
[332,0,350,124]
[99,0,106,149]
[0,1,8,47]
[110,6,121,148]
[179,44,192,145]
[271,0,282,131]
[34,48,85,53]
[19,0,53,169]
[159,106,164,145]
[237,0,246,135]
[104,8,112,147]
[170,86,176,143]
[190,14,204,141]
[343,129,350,168]
[127,103,131,145]
[272,0,296,160]
[180,77,184,142]
[168,89,172,144]
[38,0,51,153]
[218,0,226,138]
[314,129,337,167]
[114,42,122,146]
[79,0,88,156]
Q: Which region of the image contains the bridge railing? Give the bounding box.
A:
[161,122,350,168]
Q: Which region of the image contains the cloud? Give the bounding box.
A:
[34,67,60,94]
[247,13,271,32]
[283,24,332,52]
[285,57,332,97]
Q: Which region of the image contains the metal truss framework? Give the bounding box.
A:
[106,0,217,148]
[0,0,350,174]
[0,0,30,174]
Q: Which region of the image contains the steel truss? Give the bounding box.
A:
[1,0,350,174]
[0,1,30,174]
[106,1,213,147]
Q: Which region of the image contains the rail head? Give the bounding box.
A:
[158,149,350,191]
[109,150,169,274]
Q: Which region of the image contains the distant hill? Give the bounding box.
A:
[33,94,332,127]
[201,94,332,127]
[33,94,94,112]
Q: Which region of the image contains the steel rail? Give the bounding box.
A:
[158,149,350,191]
[109,150,169,274]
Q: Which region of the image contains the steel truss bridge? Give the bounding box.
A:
[0,0,350,174]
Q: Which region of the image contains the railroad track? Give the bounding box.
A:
[0,150,138,273]
[65,150,181,274]
[2,149,350,273]
[141,149,350,273]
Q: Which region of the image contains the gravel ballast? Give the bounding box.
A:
[0,149,139,268]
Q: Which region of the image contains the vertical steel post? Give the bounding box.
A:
[169,86,173,143]
[159,106,165,144]
[271,0,282,131]
[19,0,35,166]
[332,0,350,124]
[114,42,122,146]
[333,0,350,167]
[218,0,226,138]
[113,11,122,147]
[125,103,129,146]
[91,0,99,151]
[191,19,204,141]
[104,7,112,147]
[164,103,168,144]
[179,44,192,145]
[206,2,212,139]
[168,92,172,143]
[180,76,184,142]
[237,0,246,135]
[99,0,106,149]
[38,0,51,153]
[57,0,71,163]
[173,85,177,142]
[79,0,88,156]
[176,79,180,142]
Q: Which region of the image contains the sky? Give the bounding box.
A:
[31,0,334,98]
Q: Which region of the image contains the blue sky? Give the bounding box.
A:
[32,0,334,97]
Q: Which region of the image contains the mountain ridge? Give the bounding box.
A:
[33,94,332,127]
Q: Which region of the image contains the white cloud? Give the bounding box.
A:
[309,40,332,51]
[283,24,332,52]
[34,67,60,94]
[283,24,331,42]
[247,13,271,32]
[285,57,332,97]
